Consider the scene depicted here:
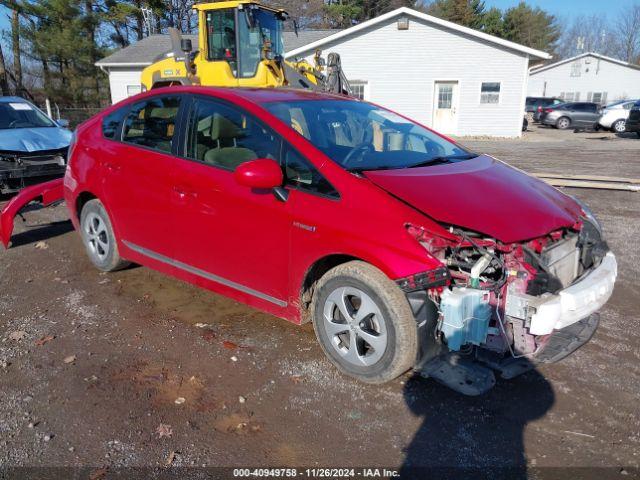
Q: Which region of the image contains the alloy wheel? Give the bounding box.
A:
[83,212,110,262]
[613,120,626,133]
[322,286,388,367]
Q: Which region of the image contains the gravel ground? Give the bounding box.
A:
[0,125,639,479]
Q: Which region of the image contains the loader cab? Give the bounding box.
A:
[194,1,287,85]
[204,4,285,78]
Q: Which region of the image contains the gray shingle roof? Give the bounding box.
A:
[96,30,341,67]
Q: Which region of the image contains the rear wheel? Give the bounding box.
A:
[612,119,626,133]
[556,117,571,130]
[311,261,418,384]
[80,199,129,272]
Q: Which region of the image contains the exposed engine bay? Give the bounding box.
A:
[400,215,616,395]
[0,148,68,194]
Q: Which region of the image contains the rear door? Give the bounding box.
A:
[101,94,184,259]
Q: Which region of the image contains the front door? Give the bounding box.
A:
[432,81,459,134]
[572,103,601,126]
[171,96,290,307]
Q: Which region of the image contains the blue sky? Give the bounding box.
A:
[484,0,626,18]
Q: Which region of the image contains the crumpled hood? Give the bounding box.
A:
[364,155,583,243]
[0,127,71,153]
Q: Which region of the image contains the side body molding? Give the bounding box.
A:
[0,178,65,248]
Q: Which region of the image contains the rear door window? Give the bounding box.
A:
[122,96,181,154]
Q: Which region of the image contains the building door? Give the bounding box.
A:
[432,81,459,134]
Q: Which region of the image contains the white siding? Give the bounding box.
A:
[528,55,640,102]
[288,16,530,137]
[106,67,146,104]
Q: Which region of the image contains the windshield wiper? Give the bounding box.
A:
[406,154,477,169]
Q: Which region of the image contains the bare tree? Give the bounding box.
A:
[615,3,640,63]
[11,8,23,95]
[0,42,10,95]
[556,14,616,59]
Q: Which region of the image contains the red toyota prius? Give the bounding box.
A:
[2,86,617,394]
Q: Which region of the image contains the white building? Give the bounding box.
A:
[97,7,551,137]
[286,7,550,137]
[528,52,640,104]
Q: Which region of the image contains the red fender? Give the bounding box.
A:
[0,178,65,248]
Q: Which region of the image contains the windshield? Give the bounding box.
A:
[265,100,474,171]
[0,102,56,129]
[238,8,284,78]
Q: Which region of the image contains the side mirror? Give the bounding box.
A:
[57,119,70,128]
[234,158,283,189]
[181,38,193,53]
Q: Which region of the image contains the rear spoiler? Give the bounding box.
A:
[0,178,65,248]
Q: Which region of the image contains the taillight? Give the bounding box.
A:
[544,108,554,113]
[537,106,543,112]
[66,130,77,166]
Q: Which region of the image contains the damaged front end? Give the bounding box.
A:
[0,148,68,194]
[401,217,616,395]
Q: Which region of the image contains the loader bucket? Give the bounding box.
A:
[0,178,65,248]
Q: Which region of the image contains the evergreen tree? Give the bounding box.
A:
[502,1,559,52]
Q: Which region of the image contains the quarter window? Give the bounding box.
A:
[186,98,280,170]
[480,82,500,104]
[122,96,181,154]
[284,146,339,198]
[102,107,128,140]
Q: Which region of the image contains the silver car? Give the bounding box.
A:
[0,96,72,193]
[540,102,602,130]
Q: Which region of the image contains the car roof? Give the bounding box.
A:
[217,87,351,104]
[0,96,29,104]
[138,86,353,105]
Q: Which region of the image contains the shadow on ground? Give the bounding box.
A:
[8,220,73,247]
[400,362,554,479]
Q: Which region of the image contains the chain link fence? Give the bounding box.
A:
[41,105,106,130]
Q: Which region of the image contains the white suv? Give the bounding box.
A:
[598,100,638,133]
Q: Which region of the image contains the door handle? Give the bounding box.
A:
[173,186,197,199]
[104,162,121,172]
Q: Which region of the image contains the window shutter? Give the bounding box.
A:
[587,92,592,102]
[601,92,608,104]
[575,92,580,101]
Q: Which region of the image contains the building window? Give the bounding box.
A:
[438,85,453,108]
[591,92,607,104]
[350,81,368,100]
[570,61,582,77]
[127,85,142,97]
[480,82,500,104]
[565,92,575,102]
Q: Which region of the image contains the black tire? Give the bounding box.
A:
[311,261,418,384]
[79,199,129,272]
[556,116,571,130]
[611,119,626,133]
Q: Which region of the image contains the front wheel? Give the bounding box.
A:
[311,261,418,384]
[612,119,626,133]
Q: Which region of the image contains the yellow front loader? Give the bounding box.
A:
[141,1,351,95]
